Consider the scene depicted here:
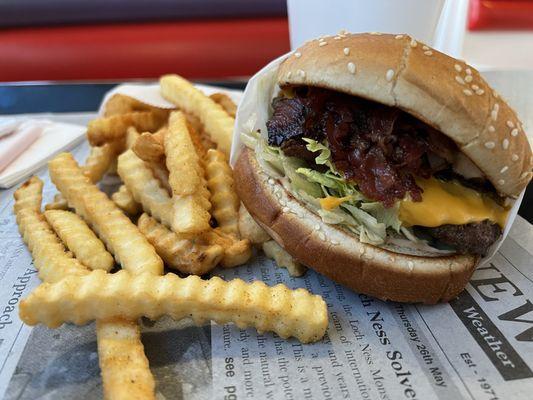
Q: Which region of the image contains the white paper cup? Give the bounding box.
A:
[287,0,467,57]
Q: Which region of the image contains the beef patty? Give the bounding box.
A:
[426,221,501,256]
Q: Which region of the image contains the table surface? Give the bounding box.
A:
[0,74,531,223]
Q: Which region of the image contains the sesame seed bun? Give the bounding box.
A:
[278,33,532,198]
[234,148,478,304]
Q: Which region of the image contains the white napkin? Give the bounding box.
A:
[0,119,21,138]
[0,120,44,172]
[0,119,86,188]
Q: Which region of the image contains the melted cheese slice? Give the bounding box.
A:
[399,178,509,228]
[319,195,352,211]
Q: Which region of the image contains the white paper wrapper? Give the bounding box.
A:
[230,51,526,266]
[97,83,244,116]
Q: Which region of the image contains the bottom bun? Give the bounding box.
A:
[234,148,479,304]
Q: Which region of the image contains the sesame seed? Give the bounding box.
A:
[386,69,395,82]
[407,261,414,271]
[511,129,518,137]
[424,50,433,56]
[500,166,509,173]
[319,41,328,47]
[454,64,462,72]
[521,172,529,179]
[395,34,404,39]
[498,179,505,185]
[463,89,473,96]
[493,91,499,98]
[422,45,429,50]
[484,141,495,149]
[491,110,498,121]
[318,232,326,241]
[286,71,292,79]
[455,76,465,85]
[314,224,320,230]
[464,75,473,83]
[318,37,325,42]
[410,39,417,47]
[488,125,495,132]
[347,62,356,74]
[297,69,306,78]
[334,36,341,40]
[343,47,350,55]
[476,89,485,95]
[494,103,500,112]
[512,154,519,161]
[359,247,365,254]
[268,178,275,185]
[502,139,509,149]
[466,68,472,75]
[506,120,514,128]
[331,240,339,245]
[282,207,290,213]
[294,52,301,58]
[471,84,479,90]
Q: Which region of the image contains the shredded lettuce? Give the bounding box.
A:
[302,138,333,168]
[240,130,403,245]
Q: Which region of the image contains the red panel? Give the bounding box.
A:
[469,0,533,30]
[0,18,290,82]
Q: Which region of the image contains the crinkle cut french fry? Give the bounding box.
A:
[165,111,203,196]
[112,185,142,216]
[203,229,251,268]
[171,194,211,234]
[185,113,216,153]
[45,193,69,211]
[83,143,118,183]
[205,149,240,237]
[48,153,163,276]
[238,204,270,244]
[117,150,174,227]
[14,177,89,283]
[165,112,211,233]
[20,270,328,343]
[209,92,237,118]
[160,75,234,157]
[87,111,166,147]
[44,210,114,271]
[138,213,223,275]
[14,176,43,214]
[126,126,141,150]
[148,160,172,195]
[96,318,155,400]
[263,240,307,277]
[132,130,165,163]
[104,93,172,118]
[186,120,207,159]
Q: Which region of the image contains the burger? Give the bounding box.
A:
[233,33,532,303]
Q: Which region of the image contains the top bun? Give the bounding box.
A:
[278,32,532,198]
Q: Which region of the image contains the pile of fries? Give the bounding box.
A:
[13,75,326,399]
